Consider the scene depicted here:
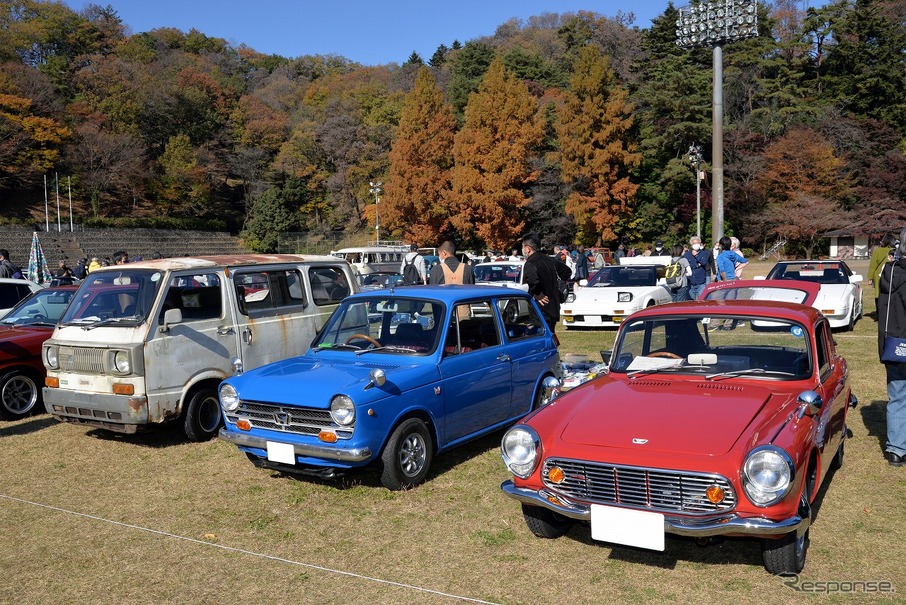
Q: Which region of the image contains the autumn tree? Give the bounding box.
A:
[0,82,70,190]
[382,67,455,244]
[557,44,641,244]
[753,192,849,259]
[754,126,848,204]
[450,57,544,251]
[155,133,211,216]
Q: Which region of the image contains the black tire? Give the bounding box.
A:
[846,309,856,332]
[0,370,41,420]
[380,418,433,490]
[522,504,572,539]
[761,468,814,574]
[183,386,222,442]
[502,301,518,324]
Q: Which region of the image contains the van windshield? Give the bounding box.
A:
[60,269,164,327]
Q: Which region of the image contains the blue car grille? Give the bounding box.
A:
[542,458,736,514]
[227,401,353,439]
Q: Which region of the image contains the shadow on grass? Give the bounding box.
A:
[84,421,192,448]
[262,428,506,491]
[859,399,888,453]
[0,414,58,437]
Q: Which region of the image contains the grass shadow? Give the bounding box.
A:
[859,399,888,453]
[85,421,192,448]
[0,415,58,437]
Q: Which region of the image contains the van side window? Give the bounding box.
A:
[309,266,351,306]
[235,269,306,315]
[159,273,222,323]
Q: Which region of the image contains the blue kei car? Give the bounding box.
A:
[218,285,562,490]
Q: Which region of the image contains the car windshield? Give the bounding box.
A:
[588,266,657,287]
[0,289,76,326]
[474,264,521,284]
[314,297,443,354]
[609,315,812,380]
[60,269,164,327]
[767,262,850,285]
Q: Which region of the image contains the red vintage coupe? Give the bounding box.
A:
[501,280,857,574]
[0,286,77,419]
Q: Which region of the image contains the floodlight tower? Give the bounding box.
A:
[369,181,383,244]
[676,0,758,245]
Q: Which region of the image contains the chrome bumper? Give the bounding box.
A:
[218,428,372,463]
[501,480,810,538]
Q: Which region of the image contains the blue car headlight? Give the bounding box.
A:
[219,383,240,412]
[330,395,356,426]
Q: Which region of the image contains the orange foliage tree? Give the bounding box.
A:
[556,45,640,244]
[450,58,543,251]
[754,126,849,204]
[382,66,456,244]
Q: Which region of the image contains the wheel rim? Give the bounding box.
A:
[198,395,221,433]
[2,375,37,415]
[398,433,427,477]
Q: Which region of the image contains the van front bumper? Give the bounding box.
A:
[43,387,148,432]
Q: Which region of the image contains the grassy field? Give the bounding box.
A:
[1,260,903,604]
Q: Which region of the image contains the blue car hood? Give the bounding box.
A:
[227,353,436,408]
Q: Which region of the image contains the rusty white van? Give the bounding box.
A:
[42,254,356,441]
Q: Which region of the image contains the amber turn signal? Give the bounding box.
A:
[45,377,59,388]
[112,383,134,395]
[236,419,251,431]
[318,431,338,443]
[548,466,565,484]
[706,485,725,503]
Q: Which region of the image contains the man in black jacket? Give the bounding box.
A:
[522,235,571,333]
[879,228,906,466]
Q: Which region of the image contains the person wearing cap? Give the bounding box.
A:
[653,240,666,256]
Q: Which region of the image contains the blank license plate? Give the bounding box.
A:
[590,504,665,551]
[266,441,296,465]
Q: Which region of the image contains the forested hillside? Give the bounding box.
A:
[1,0,903,253]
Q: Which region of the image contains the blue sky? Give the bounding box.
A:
[63,1,675,65]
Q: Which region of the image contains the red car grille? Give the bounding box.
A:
[542,458,736,514]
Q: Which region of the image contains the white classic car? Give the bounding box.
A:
[760,260,863,330]
[562,264,672,328]
[473,261,527,291]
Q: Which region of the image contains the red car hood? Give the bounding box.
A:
[0,324,50,360]
[556,378,774,456]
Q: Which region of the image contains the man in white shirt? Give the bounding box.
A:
[400,243,427,285]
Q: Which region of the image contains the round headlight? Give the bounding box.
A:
[743,446,794,506]
[44,345,59,369]
[330,395,355,426]
[113,350,130,374]
[501,425,541,479]
[219,383,240,412]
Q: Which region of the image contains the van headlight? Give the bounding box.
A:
[742,446,794,506]
[44,345,59,369]
[219,383,240,412]
[330,395,355,426]
[501,425,541,479]
[111,350,131,374]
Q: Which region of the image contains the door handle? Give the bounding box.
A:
[242,328,253,344]
[497,354,511,362]
[217,326,235,335]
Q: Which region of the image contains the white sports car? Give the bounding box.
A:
[472,261,527,291]
[562,264,672,328]
[762,260,863,330]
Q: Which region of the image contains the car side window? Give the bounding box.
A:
[160,273,222,323]
[309,266,351,306]
[815,320,831,380]
[445,301,501,354]
[499,296,546,341]
[235,269,306,316]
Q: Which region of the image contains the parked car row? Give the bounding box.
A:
[0,256,859,575]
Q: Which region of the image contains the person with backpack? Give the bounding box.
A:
[399,243,427,285]
[429,241,474,285]
[665,244,691,302]
[0,249,22,279]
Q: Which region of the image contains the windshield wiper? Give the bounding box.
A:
[313,343,361,352]
[627,365,683,378]
[705,367,797,380]
[80,315,144,330]
[356,345,418,355]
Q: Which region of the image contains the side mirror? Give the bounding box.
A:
[850,274,863,284]
[579,279,588,287]
[796,390,823,418]
[159,308,183,333]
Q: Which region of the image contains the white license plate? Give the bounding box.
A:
[590,504,665,551]
[266,441,296,465]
